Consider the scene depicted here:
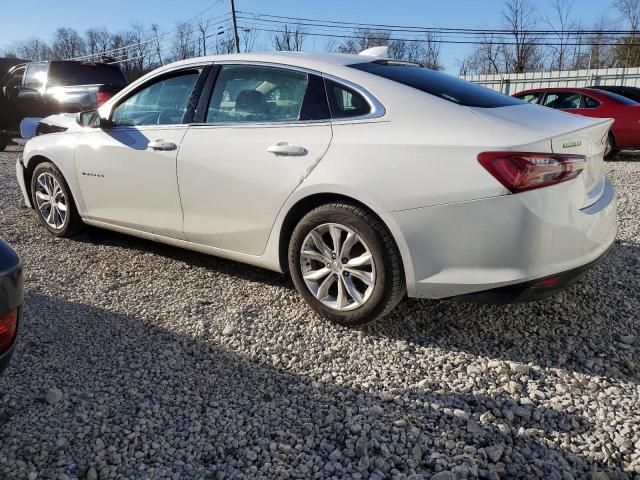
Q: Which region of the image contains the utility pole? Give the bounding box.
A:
[230,0,240,53]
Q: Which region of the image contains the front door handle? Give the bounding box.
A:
[267,142,308,156]
[148,140,177,151]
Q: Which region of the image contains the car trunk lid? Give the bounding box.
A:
[469,103,613,209]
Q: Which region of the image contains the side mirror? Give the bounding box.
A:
[78,110,112,128]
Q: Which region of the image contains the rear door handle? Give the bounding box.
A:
[267,143,307,156]
[148,140,177,151]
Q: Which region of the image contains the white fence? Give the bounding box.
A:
[462,67,640,95]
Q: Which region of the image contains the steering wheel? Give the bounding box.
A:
[157,109,183,125]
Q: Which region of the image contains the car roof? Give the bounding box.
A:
[154,51,375,75]
[516,87,594,94]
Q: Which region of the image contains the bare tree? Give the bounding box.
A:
[215,30,236,54]
[423,33,443,70]
[614,0,640,66]
[127,23,149,77]
[461,34,502,75]
[336,28,392,54]
[587,14,617,69]
[501,0,544,73]
[85,28,101,56]
[545,0,577,70]
[172,22,196,61]
[8,37,53,61]
[196,17,212,56]
[272,25,306,51]
[52,28,86,59]
[615,0,640,31]
[150,24,163,65]
[240,27,258,52]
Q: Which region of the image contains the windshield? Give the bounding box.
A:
[350,60,522,108]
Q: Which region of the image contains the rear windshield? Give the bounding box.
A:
[349,60,523,108]
[595,89,639,105]
[48,62,127,87]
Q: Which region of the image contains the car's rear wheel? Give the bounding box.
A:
[0,135,7,152]
[288,202,405,326]
[30,162,84,237]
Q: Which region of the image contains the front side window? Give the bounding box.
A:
[517,92,542,104]
[111,70,200,127]
[324,79,371,118]
[543,92,581,109]
[206,65,309,123]
[4,67,25,92]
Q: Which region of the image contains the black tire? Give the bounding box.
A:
[604,133,618,159]
[30,162,84,237]
[288,202,405,326]
[0,135,7,152]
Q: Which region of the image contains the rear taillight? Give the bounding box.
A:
[0,309,17,352]
[478,152,586,193]
[96,90,113,107]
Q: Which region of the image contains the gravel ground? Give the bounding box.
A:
[0,142,638,480]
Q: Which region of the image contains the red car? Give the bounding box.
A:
[513,87,640,156]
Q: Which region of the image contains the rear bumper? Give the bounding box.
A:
[391,177,617,300]
[454,246,610,303]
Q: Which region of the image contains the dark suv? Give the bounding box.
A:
[0,60,127,150]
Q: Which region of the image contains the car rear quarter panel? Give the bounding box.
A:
[303,87,552,213]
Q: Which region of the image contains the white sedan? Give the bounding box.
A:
[16,51,617,325]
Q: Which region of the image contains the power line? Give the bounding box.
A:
[237,10,640,37]
[238,24,634,47]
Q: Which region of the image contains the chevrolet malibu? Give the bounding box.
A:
[16,52,617,325]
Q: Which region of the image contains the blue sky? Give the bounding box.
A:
[0,0,619,72]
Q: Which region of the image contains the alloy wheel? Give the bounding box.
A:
[299,223,376,311]
[34,172,68,230]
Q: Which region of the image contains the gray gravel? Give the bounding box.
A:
[0,143,639,479]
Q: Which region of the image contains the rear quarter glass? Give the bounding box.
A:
[47,62,127,87]
[349,61,523,108]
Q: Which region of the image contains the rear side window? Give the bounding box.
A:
[324,79,371,118]
[23,63,48,90]
[48,62,127,87]
[543,92,581,109]
[583,95,600,108]
[350,60,522,108]
[206,65,309,123]
[516,92,542,104]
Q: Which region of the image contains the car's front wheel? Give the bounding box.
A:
[30,162,84,237]
[0,135,7,152]
[288,202,405,326]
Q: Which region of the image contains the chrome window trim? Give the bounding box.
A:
[321,72,386,121]
[105,64,209,126]
[188,60,386,128]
